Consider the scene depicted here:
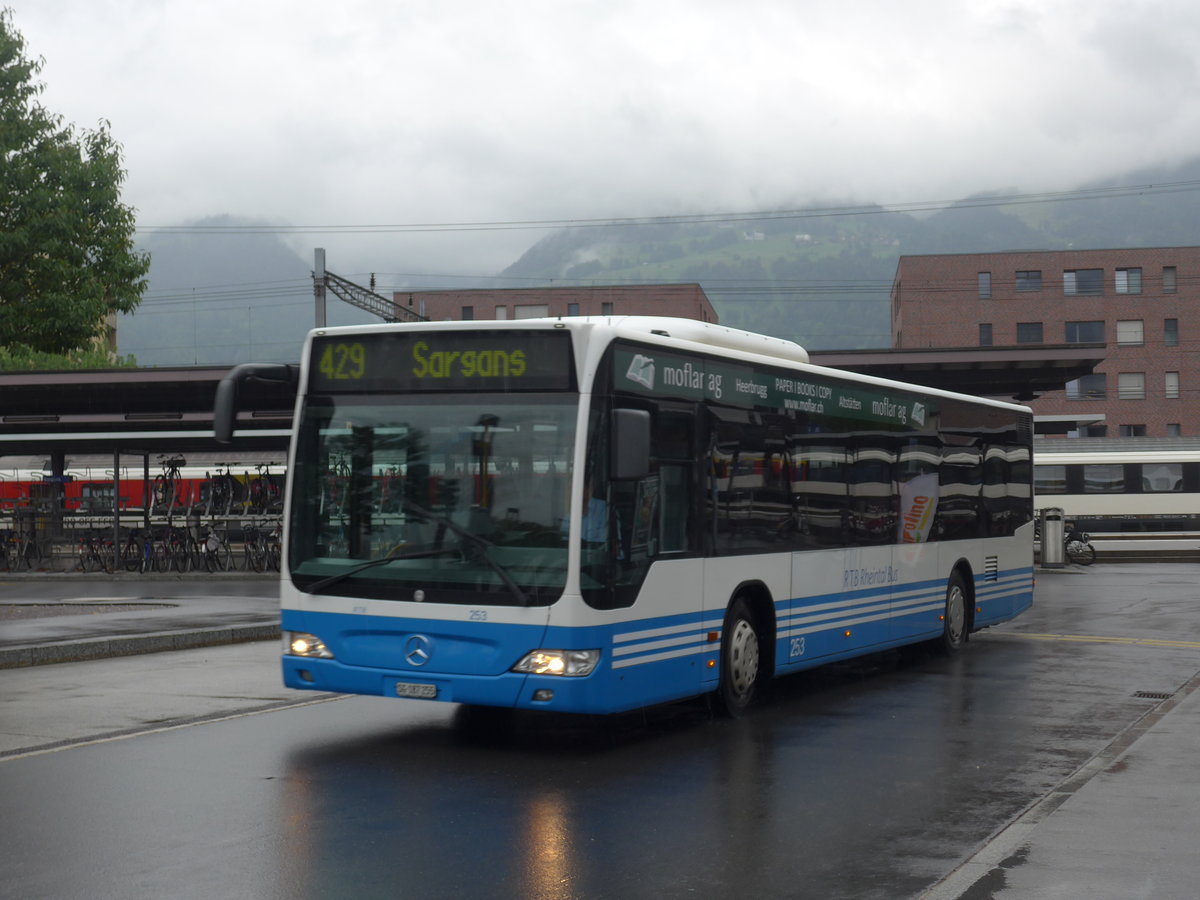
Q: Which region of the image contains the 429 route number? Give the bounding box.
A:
[318,342,366,381]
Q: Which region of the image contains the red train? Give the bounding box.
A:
[0,464,284,516]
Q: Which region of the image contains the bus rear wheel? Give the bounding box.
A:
[718,596,763,716]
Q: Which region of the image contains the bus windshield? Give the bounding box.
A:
[288,393,577,606]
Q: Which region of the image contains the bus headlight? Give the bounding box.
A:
[512,649,600,677]
[284,631,334,659]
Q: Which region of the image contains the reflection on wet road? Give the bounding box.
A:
[3,566,1200,899]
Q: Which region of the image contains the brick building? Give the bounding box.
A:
[392,283,718,324]
[891,247,1200,437]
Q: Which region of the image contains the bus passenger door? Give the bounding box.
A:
[701,408,794,682]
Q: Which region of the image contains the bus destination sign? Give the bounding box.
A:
[309,330,574,393]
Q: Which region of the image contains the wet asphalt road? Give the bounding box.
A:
[2,566,1200,899]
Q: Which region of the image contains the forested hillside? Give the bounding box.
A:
[119,218,376,366]
[501,157,1200,349]
[121,159,1200,365]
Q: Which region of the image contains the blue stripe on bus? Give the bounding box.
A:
[609,609,723,669]
[282,565,1033,713]
[603,565,1035,673]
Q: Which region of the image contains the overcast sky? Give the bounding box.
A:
[15,0,1200,278]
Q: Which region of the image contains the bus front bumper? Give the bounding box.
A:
[282,656,619,713]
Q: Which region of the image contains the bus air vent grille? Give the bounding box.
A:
[984,556,999,581]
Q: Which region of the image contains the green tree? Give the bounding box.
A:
[0,8,149,359]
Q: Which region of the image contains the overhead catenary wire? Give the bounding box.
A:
[124,180,1200,354]
[135,180,1200,235]
[132,277,898,311]
[129,178,1200,307]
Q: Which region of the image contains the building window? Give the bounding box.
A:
[495,306,508,320]
[1163,266,1177,293]
[515,304,549,319]
[979,323,993,346]
[1064,268,1104,295]
[1117,372,1145,400]
[1078,424,1108,437]
[1165,371,1180,399]
[1118,425,1147,437]
[567,302,580,316]
[1168,423,1182,437]
[1067,373,1106,400]
[1015,270,1042,292]
[601,302,614,315]
[461,305,474,320]
[1016,322,1043,344]
[978,272,991,299]
[1165,318,1179,346]
[1065,320,1105,343]
[1116,320,1144,346]
[1115,267,1143,294]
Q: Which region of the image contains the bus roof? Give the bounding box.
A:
[306,316,1031,414]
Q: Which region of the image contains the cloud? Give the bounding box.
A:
[16,0,1200,275]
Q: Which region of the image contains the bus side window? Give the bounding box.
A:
[652,406,696,554]
[790,440,849,549]
[938,443,983,541]
[658,464,690,552]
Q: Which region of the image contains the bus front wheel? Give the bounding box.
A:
[936,571,969,655]
[718,596,763,716]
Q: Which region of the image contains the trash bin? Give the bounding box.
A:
[1040,507,1064,568]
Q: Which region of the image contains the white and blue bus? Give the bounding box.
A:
[217,316,1034,715]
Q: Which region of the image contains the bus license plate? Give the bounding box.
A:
[395,681,437,700]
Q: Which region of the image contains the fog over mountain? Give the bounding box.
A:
[121,158,1200,365]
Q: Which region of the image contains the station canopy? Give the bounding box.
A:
[807,344,1104,403]
[0,367,292,458]
[0,344,1102,460]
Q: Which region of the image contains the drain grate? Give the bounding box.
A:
[1132,690,1175,701]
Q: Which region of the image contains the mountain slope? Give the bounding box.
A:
[120,218,377,365]
[500,159,1200,349]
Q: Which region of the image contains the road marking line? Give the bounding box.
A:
[922,669,1200,899]
[0,694,345,762]
[993,631,1200,650]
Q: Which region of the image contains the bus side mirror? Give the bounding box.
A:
[213,376,239,445]
[214,363,298,444]
[611,408,651,481]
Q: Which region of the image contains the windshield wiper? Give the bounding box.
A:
[304,546,456,594]
[303,501,532,606]
[400,499,532,606]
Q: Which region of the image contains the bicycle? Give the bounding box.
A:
[4,527,43,571]
[77,530,115,574]
[248,463,282,515]
[207,463,239,518]
[1065,529,1096,566]
[153,455,187,516]
[379,466,403,513]
[120,528,155,572]
[151,521,190,573]
[322,454,352,518]
[198,521,233,572]
[265,519,282,571]
[242,521,269,572]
